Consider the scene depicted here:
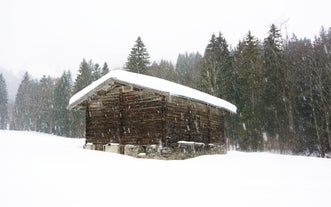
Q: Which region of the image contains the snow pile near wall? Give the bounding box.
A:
[68,70,237,113]
[1,130,330,207]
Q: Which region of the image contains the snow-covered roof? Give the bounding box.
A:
[68,70,237,113]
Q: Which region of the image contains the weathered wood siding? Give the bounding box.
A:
[165,96,224,145]
[86,83,164,150]
[84,82,225,151]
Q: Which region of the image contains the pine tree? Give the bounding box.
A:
[35,75,55,133]
[215,33,233,100]
[284,36,317,154]
[148,59,178,82]
[53,71,72,137]
[199,33,233,98]
[92,63,101,81]
[199,34,218,96]
[176,52,202,88]
[235,31,264,151]
[11,72,36,130]
[71,59,94,137]
[101,62,109,76]
[263,24,289,151]
[0,74,9,129]
[125,36,150,74]
[73,59,93,94]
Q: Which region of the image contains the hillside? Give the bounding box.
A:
[0,130,330,207]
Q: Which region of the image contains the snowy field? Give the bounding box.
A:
[1,130,330,207]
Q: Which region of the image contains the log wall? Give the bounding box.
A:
[165,96,224,145]
[84,82,225,152]
[86,84,164,150]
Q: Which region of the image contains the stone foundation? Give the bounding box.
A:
[91,141,226,160]
[83,143,95,150]
[104,143,121,153]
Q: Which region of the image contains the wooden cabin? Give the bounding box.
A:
[68,70,236,159]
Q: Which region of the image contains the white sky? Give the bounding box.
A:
[0,0,330,78]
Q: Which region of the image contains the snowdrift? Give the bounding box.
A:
[1,130,330,207]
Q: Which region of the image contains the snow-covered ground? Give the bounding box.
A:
[1,130,330,207]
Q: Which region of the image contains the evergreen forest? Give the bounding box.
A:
[1,25,330,157]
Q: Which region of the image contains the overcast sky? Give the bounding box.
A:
[0,0,330,78]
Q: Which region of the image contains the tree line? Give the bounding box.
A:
[2,60,109,137]
[124,26,331,157]
[0,24,330,157]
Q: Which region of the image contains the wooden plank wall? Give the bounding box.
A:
[165,96,224,145]
[120,89,164,145]
[86,84,164,150]
[85,82,225,150]
[209,107,225,143]
[86,85,122,150]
